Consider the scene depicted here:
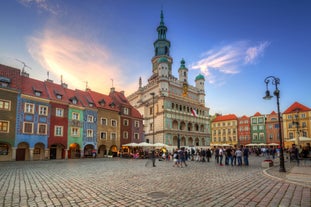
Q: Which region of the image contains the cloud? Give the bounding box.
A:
[191,41,270,85]
[245,41,270,64]
[27,24,137,95]
[19,0,60,15]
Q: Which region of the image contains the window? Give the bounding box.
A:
[55,126,63,136]
[134,121,139,128]
[150,123,153,131]
[0,100,10,110]
[123,131,128,139]
[72,99,77,104]
[39,105,48,116]
[0,144,9,155]
[253,134,258,140]
[100,132,107,139]
[100,118,107,125]
[24,103,34,114]
[56,94,62,99]
[110,132,116,140]
[71,127,80,136]
[111,119,117,127]
[23,122,33,134]
[72,112,79,120]
[301,113,306,118]
[134,133,139,140]
[87,115,94,123]
[34,91,41,97]
[123,108,129,115]
[150,106,153,115]
[258,118,264,123]
[123,119,129,126]
[56,108,64,117]
[0,121,9,133]
[37,123,47,135]
[252,126,257,131]
[87,129,93,137]
[252,118,257,124]
[259,125,264,130]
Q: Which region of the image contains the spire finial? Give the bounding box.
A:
[160,10,164,26]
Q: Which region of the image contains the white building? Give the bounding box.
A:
[127,11,211,147]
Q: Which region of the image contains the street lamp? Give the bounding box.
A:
[263,76,286,172]
[150,92,155,144]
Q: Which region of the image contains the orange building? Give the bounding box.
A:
[238,115,251,147]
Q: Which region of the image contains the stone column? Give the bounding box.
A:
[45,148,50,160]
[29,148,34,161]
[11,147,16,161]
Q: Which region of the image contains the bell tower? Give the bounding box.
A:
[151,10,173,76]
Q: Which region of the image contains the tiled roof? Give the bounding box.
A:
[213,114,238,122]
[87,90,119,112]
[253,112,262,116]
[74,89,95,108]
[44,81,69,103]
[109,90,143,119]
[283,101,311,114]
[63,87,83,107]
[0,64,22,90]
[21,76,50,99]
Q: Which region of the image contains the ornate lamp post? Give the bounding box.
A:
[263,76,286,172]
[150,92,155,144]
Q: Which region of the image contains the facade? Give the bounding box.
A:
[265,111,281,145]
[0,65,20,161]
[0,64,143,161]
[127,11,210,147]
[109,88,144,150]
[88,90,121,157]
[15,75,50,161]
[282,102,311,147]
[250,112,266,144]
[211,114,238,146]
[44,79,69,159]
[238,115,251,147]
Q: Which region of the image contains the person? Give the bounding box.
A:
[219,147,224,166]
[206,148,212,162]
[173,150,180,167]
[215,146,220,164]
[243,146,249,166]
[151,149,156,167]
[291,144,300,166]
[235,148,242,166]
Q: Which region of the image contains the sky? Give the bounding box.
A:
[1,0,311,117]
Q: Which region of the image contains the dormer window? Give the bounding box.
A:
[35,91,41,96]
[0,76,10,88]
[70,96,78,104]
[72,99,77,104]
[33,87,42,97]
[54,90,63,100]
[98,99,105,106]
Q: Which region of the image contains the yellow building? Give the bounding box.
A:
[211,114,238,146]
[282,102,311,148]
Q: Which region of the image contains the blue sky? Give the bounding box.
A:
[1,0,311,117]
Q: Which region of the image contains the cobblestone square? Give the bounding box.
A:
[0,156,310,207]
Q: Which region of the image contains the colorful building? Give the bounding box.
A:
[211,114,238,146]
[250,112,266,144]
[238,115,251,147]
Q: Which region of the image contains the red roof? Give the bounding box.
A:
[21,76,50,99]
[253,112,262,116]
[213,114,238,122]
[0,64,22,90]
[87,90,119,112]
[74,89,95,108]
[44,81,69,103]
[283,101,311,114]
[109,90,142,118]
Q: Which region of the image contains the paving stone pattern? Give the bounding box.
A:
[0,156,310,207]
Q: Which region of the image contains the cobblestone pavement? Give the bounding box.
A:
[0,156,310,207]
